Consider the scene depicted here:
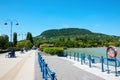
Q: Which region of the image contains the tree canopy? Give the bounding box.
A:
[26,32,33,43]
[0,35,9,49]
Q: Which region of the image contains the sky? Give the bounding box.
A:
[0,0,120,40]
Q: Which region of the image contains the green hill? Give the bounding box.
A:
[34,28,120,47]
[40,28,93,38]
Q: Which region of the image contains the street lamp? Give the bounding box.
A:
[4,20,19,51]
[18,33,26,40]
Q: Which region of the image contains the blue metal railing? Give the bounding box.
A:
[38,52,57,80]
[65,52,120,77]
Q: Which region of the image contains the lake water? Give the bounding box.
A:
[65,47,120,64]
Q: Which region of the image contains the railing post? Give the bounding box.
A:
[115,58,118,76]
[41,59,45,72]
[88,55,91,68]
[42,61,45,78]
[100,56,104,72]
[39,57,43,71]
[51,72,56,80]
[44,63,48,80]
[38,53,43,72]
[77,53,79,61]
[81,54,83,65]
[38,52,56,80]
[74,52,76,61]
[83,54,86,64]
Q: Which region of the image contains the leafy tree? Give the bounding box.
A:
[24,40,33,49]
[26,32,33,44]
[16,42,24,49]
[13,32,17,47]
[0,35,9,49]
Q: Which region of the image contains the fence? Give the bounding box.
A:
[64,52,120,76]
[38,52,56,80]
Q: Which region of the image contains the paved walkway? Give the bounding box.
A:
[0,50,35,80]
[0,50,120,80]
[41,54,105,80]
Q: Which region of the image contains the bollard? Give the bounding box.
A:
[88,55,91,68]
[51,72,56,80]
[100,56,104,72]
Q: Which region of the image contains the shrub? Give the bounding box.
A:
[43,47,64,55]
[39,43,49,51]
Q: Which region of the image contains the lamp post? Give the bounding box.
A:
[4,20,19,51]
[18,33,26,41]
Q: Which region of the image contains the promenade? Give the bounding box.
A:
[0,50,35,80]
[0,50,119,80]
[41,55,104,80]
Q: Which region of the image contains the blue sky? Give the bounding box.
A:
[0,0,120,40]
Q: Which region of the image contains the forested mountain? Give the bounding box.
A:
[34,28,120,47]
[40,28,93,38]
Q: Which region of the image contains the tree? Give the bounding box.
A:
[24,40,33,49]
[0,35,9,49]
[26,32,33,44]
[13,32,17,47]
[16,42,24,49]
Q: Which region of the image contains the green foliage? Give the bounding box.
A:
[0,32,35,50]
[43,47,64,55]
[26,32,33,43]
[4,42,10,49]
[16,40,33,50]
[16,42,24,49]
[40,43,49,48]
[0,35,9,49]
[40,28,92,38]
[33,28,120,47]
[24,40,33,49]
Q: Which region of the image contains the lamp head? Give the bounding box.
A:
[4,22,8,25]
[16,22,19,25]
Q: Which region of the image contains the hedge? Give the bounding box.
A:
[43,47,64,55]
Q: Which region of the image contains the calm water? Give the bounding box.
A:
[65,47,120,63]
